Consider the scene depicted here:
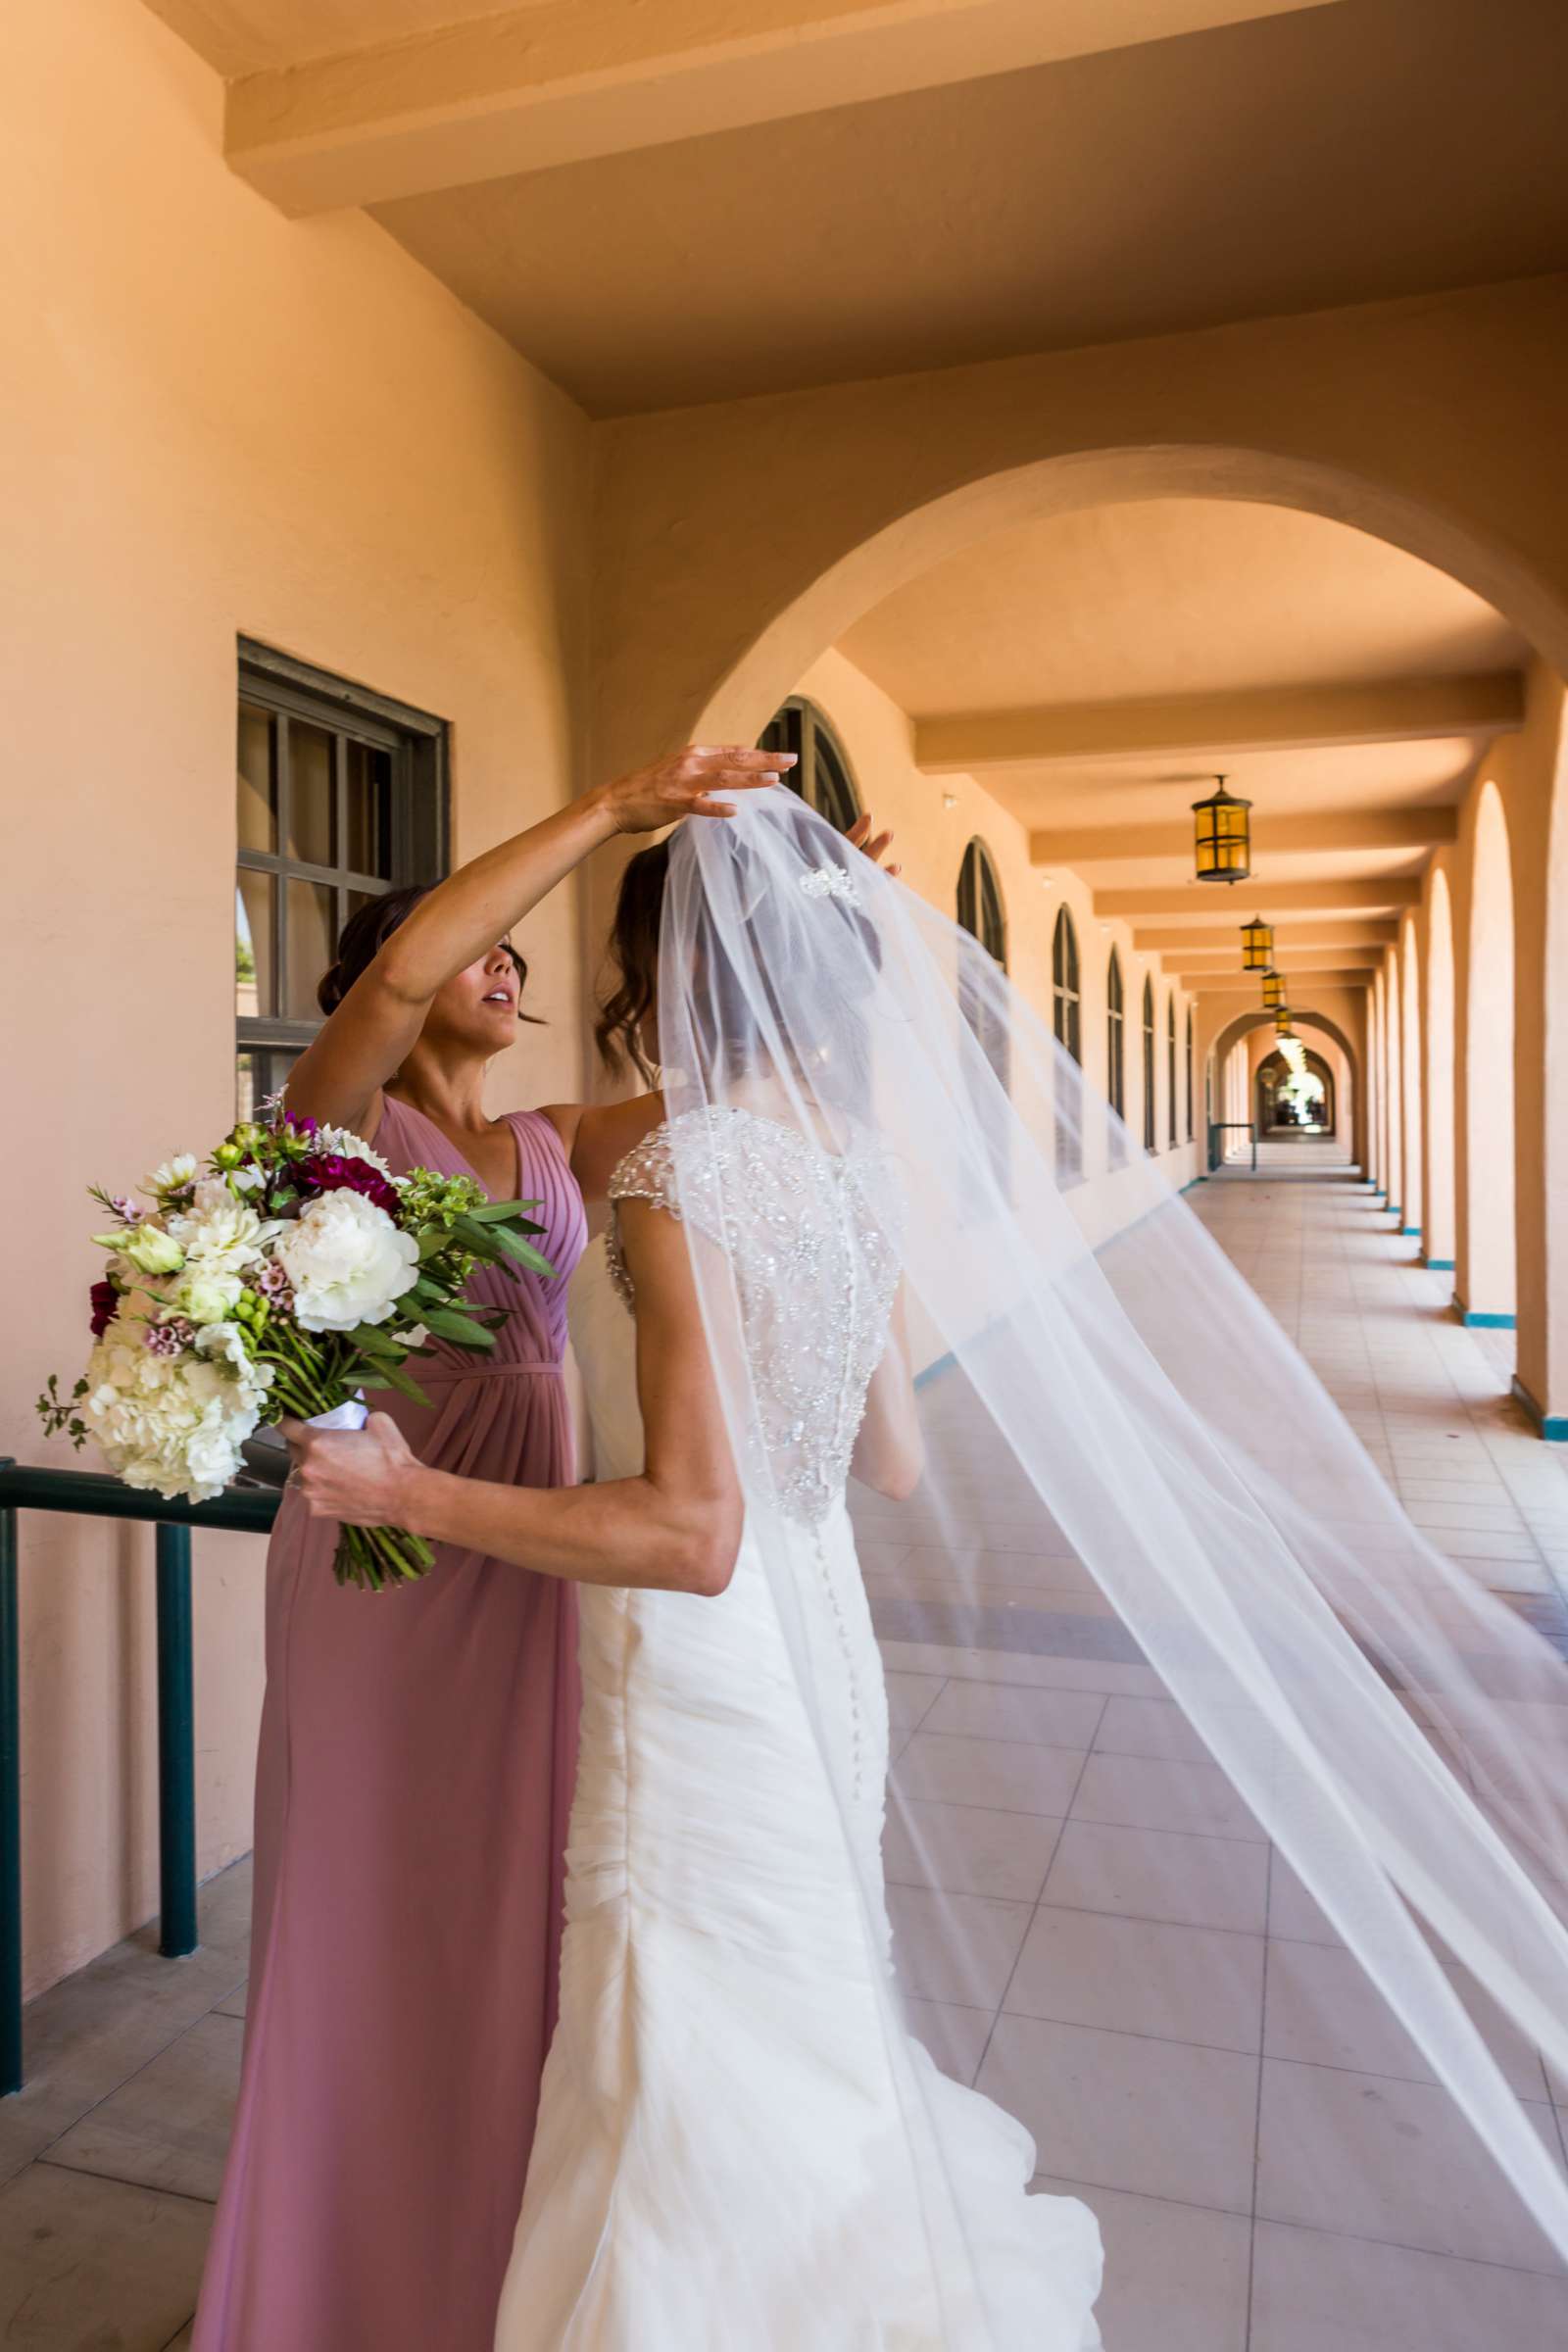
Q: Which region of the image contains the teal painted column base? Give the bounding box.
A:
[1399,1224,1422,1239]
[1452,1295,1516,1330]
[1423,1257,1455,1272]
[1512,1375,1568,1443]
[1386,1203,1401,1220]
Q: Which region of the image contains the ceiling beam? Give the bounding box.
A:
[1134,920,1399,953]
[1180,965,1376,989]
[1030,808,1456,864]
[1171,949,1382,973]
[918,673,1523,772]
[1100,879,1419,919]
[222,0,1341,216]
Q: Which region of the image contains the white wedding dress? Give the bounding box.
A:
[493,1107,1104,2350]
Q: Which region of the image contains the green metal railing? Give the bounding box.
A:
[1207,1120,1258,1174]
[0,1459,278,2098]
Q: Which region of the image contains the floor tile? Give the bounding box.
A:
[43,2013,243,2203]
[1091,1694,1216,1765]
[1255,2056,1566,2270]
[893,1731,1087,1815]
[977,2015,1258,2212]
[212,1983,247,2022]
[1032,2175,1250,2352]
[1004,1906,1264,2051]
[884,1795,1061,1902]
[884,1671,946,1732]
[0,2162,212,2350]
[1068,1752,1265,1841]
[886,1884,1033,2006]
[1250,2217,1568,2350]
[904,1998,992,2086]
[1042,1819,1269,1934]
[919,1680,1105,1748]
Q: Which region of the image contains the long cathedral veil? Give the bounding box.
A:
[654,787,1568,2340]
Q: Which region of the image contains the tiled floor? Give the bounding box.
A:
[5,1153,1568,2347]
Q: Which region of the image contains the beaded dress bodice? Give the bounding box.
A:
[606,1104,900,1527]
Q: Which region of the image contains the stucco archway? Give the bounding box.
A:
[1399,912,1424,1242]
[1460,782,1517,1325]
[1207,1007,1361,1168]
[1422,868,1457,1272]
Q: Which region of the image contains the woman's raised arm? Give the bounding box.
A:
[284,748,791,1140]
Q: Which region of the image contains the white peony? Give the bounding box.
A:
[273,1189,418,1333]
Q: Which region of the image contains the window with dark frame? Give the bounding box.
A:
[1106,950,1125,1118]
[956,837,1011,1118]
[234,642,448,1120]
[759,698,862,833]
[1167,995,1178,1147]
[1052,906,1081,1064]
[1186,1007,1195,1141]
[1142,976,1156,1152]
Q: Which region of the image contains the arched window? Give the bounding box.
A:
[957,839,1007,968]
[1106,951,1125,1118]
[956,839,1008,1100]
[1052,907,1081,1062]
[1166,995,1178,1147]
[1142,977,1156,1152]
[1185,1007,1195,1141]
[758,698,861,833]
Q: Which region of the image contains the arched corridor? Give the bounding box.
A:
[10,5,1568,2346]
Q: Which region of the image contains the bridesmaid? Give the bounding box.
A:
[192,745,793,2352]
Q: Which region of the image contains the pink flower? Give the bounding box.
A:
[144,1318,196,1358]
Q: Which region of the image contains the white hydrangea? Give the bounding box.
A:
[273,1188,418,1333]
[81,1307,272,1503]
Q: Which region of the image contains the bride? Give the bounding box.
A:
[291,787,1568,2346]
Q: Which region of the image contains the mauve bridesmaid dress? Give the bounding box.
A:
[193,1100,587,2352]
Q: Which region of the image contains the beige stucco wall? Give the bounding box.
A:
[2,0,593,1994]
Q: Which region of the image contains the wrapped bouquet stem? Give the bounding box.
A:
[39,1114,555,1591]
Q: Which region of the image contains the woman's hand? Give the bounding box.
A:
[847,809,901,879]
[281,1412,421,1531]
[593,746,796,835]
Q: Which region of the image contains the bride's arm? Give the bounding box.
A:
[283,1199,743,1595]
[851,1288,923,1502]
[286,747,788,1141]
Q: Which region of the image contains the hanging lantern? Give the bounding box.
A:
[1241,913,1274,969]
[1274,1006,1294,1036]
[1192,775,1252,884]
[1260,967,1286,1011]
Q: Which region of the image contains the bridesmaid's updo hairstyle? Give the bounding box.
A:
[317,883,542,1022]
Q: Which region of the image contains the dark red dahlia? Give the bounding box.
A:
[294,1152,401,1215]
[89,1280,118,1338]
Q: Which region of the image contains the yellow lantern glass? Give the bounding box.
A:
[1261,968,1286,1010]
[1192,775,1252,884]
[1274,1007,1294,1036]
[1241,914,1274,969]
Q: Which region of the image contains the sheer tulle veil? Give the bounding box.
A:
[654,787,1568,2336]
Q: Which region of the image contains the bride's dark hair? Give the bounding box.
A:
[595,843,668,1085]
[596,827,883,1097]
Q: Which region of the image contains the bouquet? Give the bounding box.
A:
[38,1113,555,1589]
